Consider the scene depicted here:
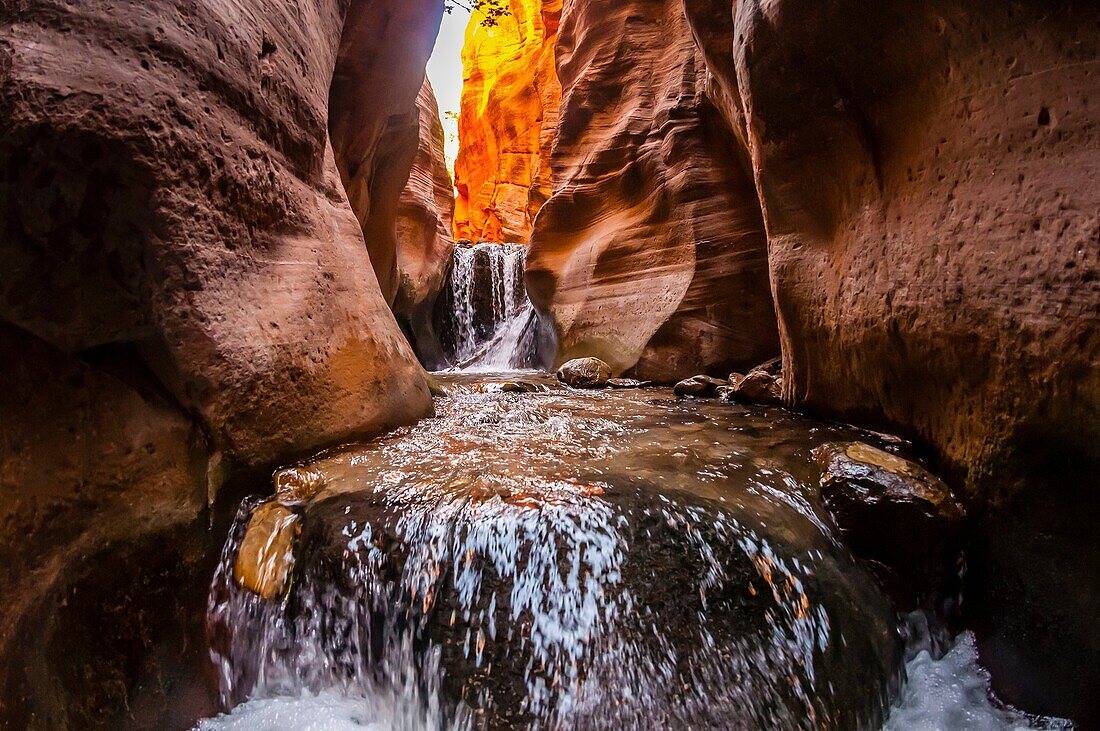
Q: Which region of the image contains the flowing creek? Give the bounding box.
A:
[197,373,1069,730]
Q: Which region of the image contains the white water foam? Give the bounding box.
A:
[885,632,1072,731]
[194,689,447,731]
[199,633,1076,731]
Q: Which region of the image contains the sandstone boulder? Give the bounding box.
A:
[674,375,727,398]
[814,442,966,606]
[556,357,612,388]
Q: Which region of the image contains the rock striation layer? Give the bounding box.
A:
[453,0,561,243]
[0,0,441,725]
[525,0,779,382]
[394,79,457,367]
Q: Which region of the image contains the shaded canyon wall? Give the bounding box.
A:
[454,0,562,243]
[0,0,443,725]
[525,0,1098,719]
[703,0,1100,718]
[524,0,780,382]
[394,79,457,367]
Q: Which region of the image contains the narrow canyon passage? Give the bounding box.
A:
[0,0,1096,728]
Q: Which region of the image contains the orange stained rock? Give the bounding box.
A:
[454,0,561,243]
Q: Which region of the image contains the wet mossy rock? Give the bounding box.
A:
[814,442,966,606]
[556,357,612,388]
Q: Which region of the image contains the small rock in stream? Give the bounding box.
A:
[730,369,783,405]
[814,442,966,606]
[556,357,612,388]
[233,502,300,600]
[274,464,327,504]
[674,374,727,397]
[483,380,541,393]
[715,385,737,401]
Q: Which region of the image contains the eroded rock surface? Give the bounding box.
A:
[814,442,966,606]
[0,0,440,724]
[525,0,779,382]
[454,0,562,243]
[394,79,457,367]
[556,357,612,388]
[680,0,1100,717]
[330,0,447,306]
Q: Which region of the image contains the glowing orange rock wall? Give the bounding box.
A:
[453,0,561,243]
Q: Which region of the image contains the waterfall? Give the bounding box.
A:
[439,243,542,371]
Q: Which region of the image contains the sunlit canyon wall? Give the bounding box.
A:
[453,0,562,243]
[525,0,781,382]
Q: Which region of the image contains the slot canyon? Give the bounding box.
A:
[0,0,1096,729]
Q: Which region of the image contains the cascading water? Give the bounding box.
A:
[200,377,907,729]
[197,375,1073,731]
[439,243,542,371]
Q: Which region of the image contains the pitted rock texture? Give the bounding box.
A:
[454,0,561,243]
[683,0,1099,718]
[525,0,779,383]
[0,0,440,724]
[394,79,457,367]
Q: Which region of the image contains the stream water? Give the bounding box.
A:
[197,373,1070,730]
[194,240,1071,730]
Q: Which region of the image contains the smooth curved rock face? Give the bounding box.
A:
[697,0,1099,718]
[525,0,779,383]
[454,0,561,243]
[0,0,439,724]
[394,79,457,366]
[330,0,446,305]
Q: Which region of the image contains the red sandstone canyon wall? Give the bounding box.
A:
[394,78,457,366]
[330,0,446,304]
[0,0,442,723]
[525,0,779,382]
[683,0,1100,717]
[453,0,561,243]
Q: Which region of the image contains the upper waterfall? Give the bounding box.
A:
[436,242,545,371]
